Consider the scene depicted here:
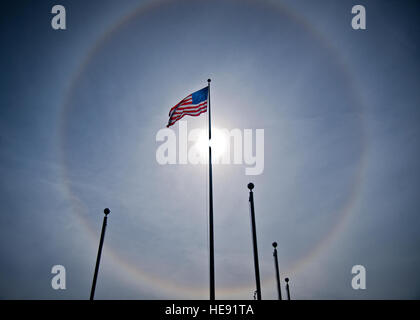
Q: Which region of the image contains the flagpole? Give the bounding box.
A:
[272,242,282,300]
[248,182,262,300]
[207,78,215,300]
[90,208,110,300]
[285,277,291,300]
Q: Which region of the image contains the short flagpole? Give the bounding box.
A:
[285,277,291,300]
[272,242,282,300]
[90,208,110,300]
[207,79,215,300]
[248,183,262,300]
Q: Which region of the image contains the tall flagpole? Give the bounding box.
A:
[207,78,215,300]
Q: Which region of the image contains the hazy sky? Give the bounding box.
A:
[1,0,419,299]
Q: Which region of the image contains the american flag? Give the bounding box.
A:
[167,86,209,128]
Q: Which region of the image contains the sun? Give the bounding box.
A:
[195,128,228,163]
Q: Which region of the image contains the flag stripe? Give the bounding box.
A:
[178,99,193,106]
[169,95,192,113]
[169,105,207,123]
[167,109,207,126]
[170,105,207,121]
[171,102,207,114]
[171,105,207,120]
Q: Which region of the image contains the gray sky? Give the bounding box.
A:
[0,0,419,299]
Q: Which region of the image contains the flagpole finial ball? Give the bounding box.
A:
[208,79,211,83]
[104,208,110,215]
[272,242,278,248]
[248,182,254,190]
[285,278,289,283]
